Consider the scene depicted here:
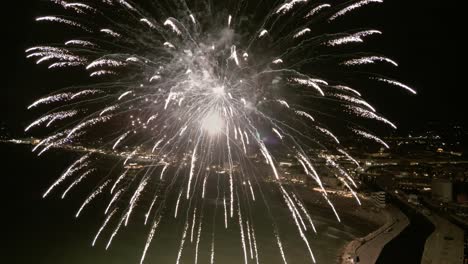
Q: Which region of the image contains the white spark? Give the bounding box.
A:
[36,16,90,31]
[342,56,398,67]
[372,77,417,94]
[277,0,308,15]
[329,0,383,21]
[100,29,121,37]
[293,28,311,39]
[76,180,111,218]
[353,129,390,148]
[164,19,182,35]
[305,4,331,18]
[92,208,118,246]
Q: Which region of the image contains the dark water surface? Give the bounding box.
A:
[376,197,434,264]
[3,143,375,264]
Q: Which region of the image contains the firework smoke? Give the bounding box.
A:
[26,0,414,263]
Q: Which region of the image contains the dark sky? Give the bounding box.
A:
[2,0,465,136]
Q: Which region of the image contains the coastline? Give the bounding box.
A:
[295,187,393,263]
[338,206,396,264]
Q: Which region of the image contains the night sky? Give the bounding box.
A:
[1,1,465,263]
[3,0,465,136]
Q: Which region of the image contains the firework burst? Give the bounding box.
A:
[26,0,414,263]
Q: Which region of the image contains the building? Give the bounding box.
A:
[432,179,453,203]
[407,194,420,205]
[371,191,386,208]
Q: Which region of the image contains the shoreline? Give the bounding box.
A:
[297,187,388,226]
[294,187,397,263]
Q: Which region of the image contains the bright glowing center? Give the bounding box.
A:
[212,86,225,95]
[201,110,224,135]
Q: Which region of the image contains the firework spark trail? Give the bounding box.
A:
[280,186,316,263]
[76,180,111,218]
[42,154,89,198]
[140,18,156,29]
[100,29,121,38]
[226,125,234,218]
[259,141,279,179]
[334,85,362,96]
[347,106,397,129]
[152,139,164,153]
[210,233,215,264]
[123,149,138,165]
[326,30,382,46]
[316,126,340,144]
[293,28,311,39]
[164,18,182,36]
[297,153,325,191]
[100,105,117,116]
[353,129,390,148]
[249,224,260,264]
[36,16,91,32]
[113,131,131,149]
[144,195,158,225]
[36,131,83,156]
[93,208,118,247]
[326,158,357,188]
[25,110,78,132]
[342,56,398,67]
[159,163,169,180]
[334,94,376,112]
[223,195,228,229]
[125,176,149,226]
[105,189,123,215]
[190,207,197,243]
[174,190,183,218]
[27,93,72,109]
[194,212,203,264]
[338,149,360,167]
[32,132,65,154]
[247,180,256,201]
[106,215,126,250]
[90,70,117,77]
[64,2,97,13]
[140,216,162,264]
[272,127,284,140]
[295,110,315,122]
[111,170,128,194]
[372,77,417,94]
[326,197,342,222]
[62,168,95,199]
[187,142,199,199]
[292,193,317,233]
[65,40,96,47]
[70,90,102,100]
[272,58,283,64]
[238,200,248,264]
[246,220,254,259]
[290,78,325,96]
[67,116,112,139]
[281,186,308,231]
[276,0,308,15]
[342,180,362,205]
[305,4,331,18]
[275,230,288,264]
[49,61,85,69]
[329,0,383,21]
[201,175,208,199]
[175,221,189,264]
